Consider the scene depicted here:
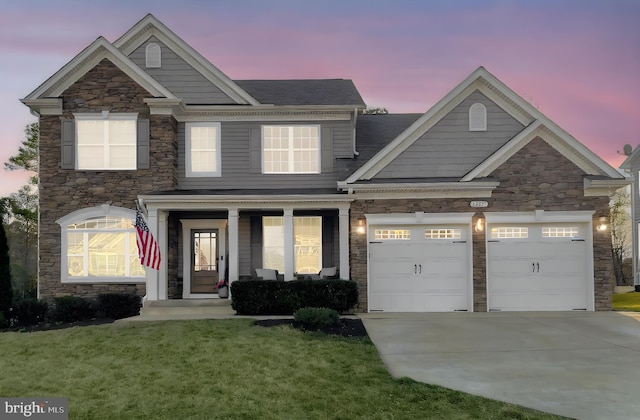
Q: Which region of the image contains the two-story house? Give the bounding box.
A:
[22,14,627,312]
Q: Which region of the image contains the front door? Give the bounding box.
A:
[191,229,219,293]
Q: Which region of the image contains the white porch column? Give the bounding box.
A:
[283,207,295,280]
[228,208,239,283]
[145,208,159,300]
[158,210,168,300]
[339,207,350,280]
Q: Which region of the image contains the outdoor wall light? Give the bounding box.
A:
[356,219,366,234]
[474,217,484,232]
[598,217,608,232]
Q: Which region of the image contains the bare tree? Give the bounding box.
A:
[610,187,632,285]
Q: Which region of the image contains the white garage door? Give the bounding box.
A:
[369,225,471,312]
[487,223,590,311]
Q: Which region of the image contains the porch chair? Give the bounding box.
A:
[308,266,338,280]
[253,268,283,281]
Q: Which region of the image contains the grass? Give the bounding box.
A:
[0,319,565,419]
[613,292,640,312]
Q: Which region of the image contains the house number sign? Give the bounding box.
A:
[470,201,489,208]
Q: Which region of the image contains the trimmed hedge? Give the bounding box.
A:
[294,307,340,328]
[51,296,96,323]
[231,279,358,315]
[96,293,142,320]
[13,298,48,326]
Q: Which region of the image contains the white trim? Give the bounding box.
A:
[342,66,622,185]
[56,205,145,284]
[484,211,595,311]
[185,122,222,177]
[22,37,175,101]
[261,125,321,174]
[366,212,474,312]
[484,210,595,224]
[583,178,631,197]
[113,14,259,106]
[469,102,487,131]
[181,219,227,299]
[339,181,499,198]
[366,212,475,226]
[145,43,161,68]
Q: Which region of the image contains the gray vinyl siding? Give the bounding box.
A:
[374,91,524,179]
[178,120,353,190]
[128,37,237,105]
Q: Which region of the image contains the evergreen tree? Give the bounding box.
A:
[0,220,12,318]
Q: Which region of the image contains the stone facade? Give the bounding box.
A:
[38,59,178,299]
[349,138,614,312]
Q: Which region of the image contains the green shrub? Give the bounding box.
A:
[294,307,340,328]
[52,296,95,323]
[96,294,141,319]
[231,279,358,315]
[13,299,48,326]
[0,312,7,328]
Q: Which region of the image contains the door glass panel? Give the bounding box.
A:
[490,227,528,239]
[193,231,217,271]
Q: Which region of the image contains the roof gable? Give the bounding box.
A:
[22,36,175,106]
[343,66,622,185]
[113,14,259,106]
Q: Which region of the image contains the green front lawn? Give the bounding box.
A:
[613,292,640,312]
[0,319,563,419]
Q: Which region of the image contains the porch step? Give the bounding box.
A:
[127,298,235,320]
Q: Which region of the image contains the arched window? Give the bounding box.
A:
[469,103,487,131]
[57,205,145,282]
[145,43,161,68]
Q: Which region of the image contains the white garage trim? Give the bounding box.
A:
[484,210,595,311]
[366,212,474,312]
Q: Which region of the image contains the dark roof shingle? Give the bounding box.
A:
[235,79,365,106]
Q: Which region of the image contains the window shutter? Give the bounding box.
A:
[250,216,263,270]
[137,118,150,169]
[250,127,261,174]
[60,119,75,169]
[321,126,334,173]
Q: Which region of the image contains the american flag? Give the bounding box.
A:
[135,210,161,270]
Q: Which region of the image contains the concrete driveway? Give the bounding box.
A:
[359,311,640,420]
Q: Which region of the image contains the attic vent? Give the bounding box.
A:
[469,103,487,131]
[145,43,161,68]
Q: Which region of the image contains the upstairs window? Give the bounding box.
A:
[469,103,487,131]
[75,112,138,170]
[145,43,161,68]
[186,122,221,177]
[262,125,320,174]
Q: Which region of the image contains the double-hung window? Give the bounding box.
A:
[262,125,320,174]
[186,122,221,177]
[75,112,138,170]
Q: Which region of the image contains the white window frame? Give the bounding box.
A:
[74,112,138,170]
[469,103,487,131]
[185,122,222,177]
[262,125,321,174]
[56,205,145,283]
[145,43,161,68]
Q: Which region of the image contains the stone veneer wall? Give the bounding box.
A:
[38,59,178,299]
[350,138,614,312]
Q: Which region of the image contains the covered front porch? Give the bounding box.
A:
[138,193,354,300]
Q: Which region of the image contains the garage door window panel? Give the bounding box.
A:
[374,229,411,240]
[424,228,461,239]
[490,227,528,239]
[542,227,579,238]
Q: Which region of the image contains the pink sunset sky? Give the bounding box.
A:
[0,0,638,196]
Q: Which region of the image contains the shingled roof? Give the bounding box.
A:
[337,113,422,180]
[235,79,365,107]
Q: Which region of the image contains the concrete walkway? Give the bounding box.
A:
[359,311,640,420]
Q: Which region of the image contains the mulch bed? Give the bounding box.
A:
[3,318,115,333]
[254,318,368,338]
